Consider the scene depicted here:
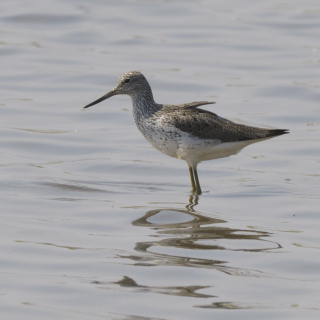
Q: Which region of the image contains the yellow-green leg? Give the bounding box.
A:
[188,165,196,193]
[193,166,202,195]
[188,165,202,195]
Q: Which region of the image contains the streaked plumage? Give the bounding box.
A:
[84,71,288,194]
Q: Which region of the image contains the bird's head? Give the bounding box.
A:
[84,71,150,109]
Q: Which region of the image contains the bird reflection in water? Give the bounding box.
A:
[108,196,281,301]
[109,275,214,299]
[127,195,281,273]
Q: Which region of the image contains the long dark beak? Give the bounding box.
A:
[83,89,117,109]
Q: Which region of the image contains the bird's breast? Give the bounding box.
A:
[133,114,181,158]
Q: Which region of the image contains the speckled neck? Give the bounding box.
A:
[130,88,161,120]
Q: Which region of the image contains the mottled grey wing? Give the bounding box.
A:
[169,107,287,142]
[178,101,216,109]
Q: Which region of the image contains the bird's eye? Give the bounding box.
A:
[124,78,131,84]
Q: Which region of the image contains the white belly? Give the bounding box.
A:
[134,115,268,167]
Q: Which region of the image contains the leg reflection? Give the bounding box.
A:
[186,194,199,212]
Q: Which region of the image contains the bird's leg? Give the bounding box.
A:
[188,165,197,193]
[193,166,202,195]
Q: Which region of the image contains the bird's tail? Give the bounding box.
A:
[265,129,289,137]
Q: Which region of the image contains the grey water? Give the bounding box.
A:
[1,0,319,319]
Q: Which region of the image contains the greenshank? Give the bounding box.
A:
[84,71,288,194]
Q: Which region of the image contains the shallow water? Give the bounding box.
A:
[1,0,319,319]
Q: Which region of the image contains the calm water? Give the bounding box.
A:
[1,0,319,319]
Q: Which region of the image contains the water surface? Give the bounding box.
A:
[0,1,319,319]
